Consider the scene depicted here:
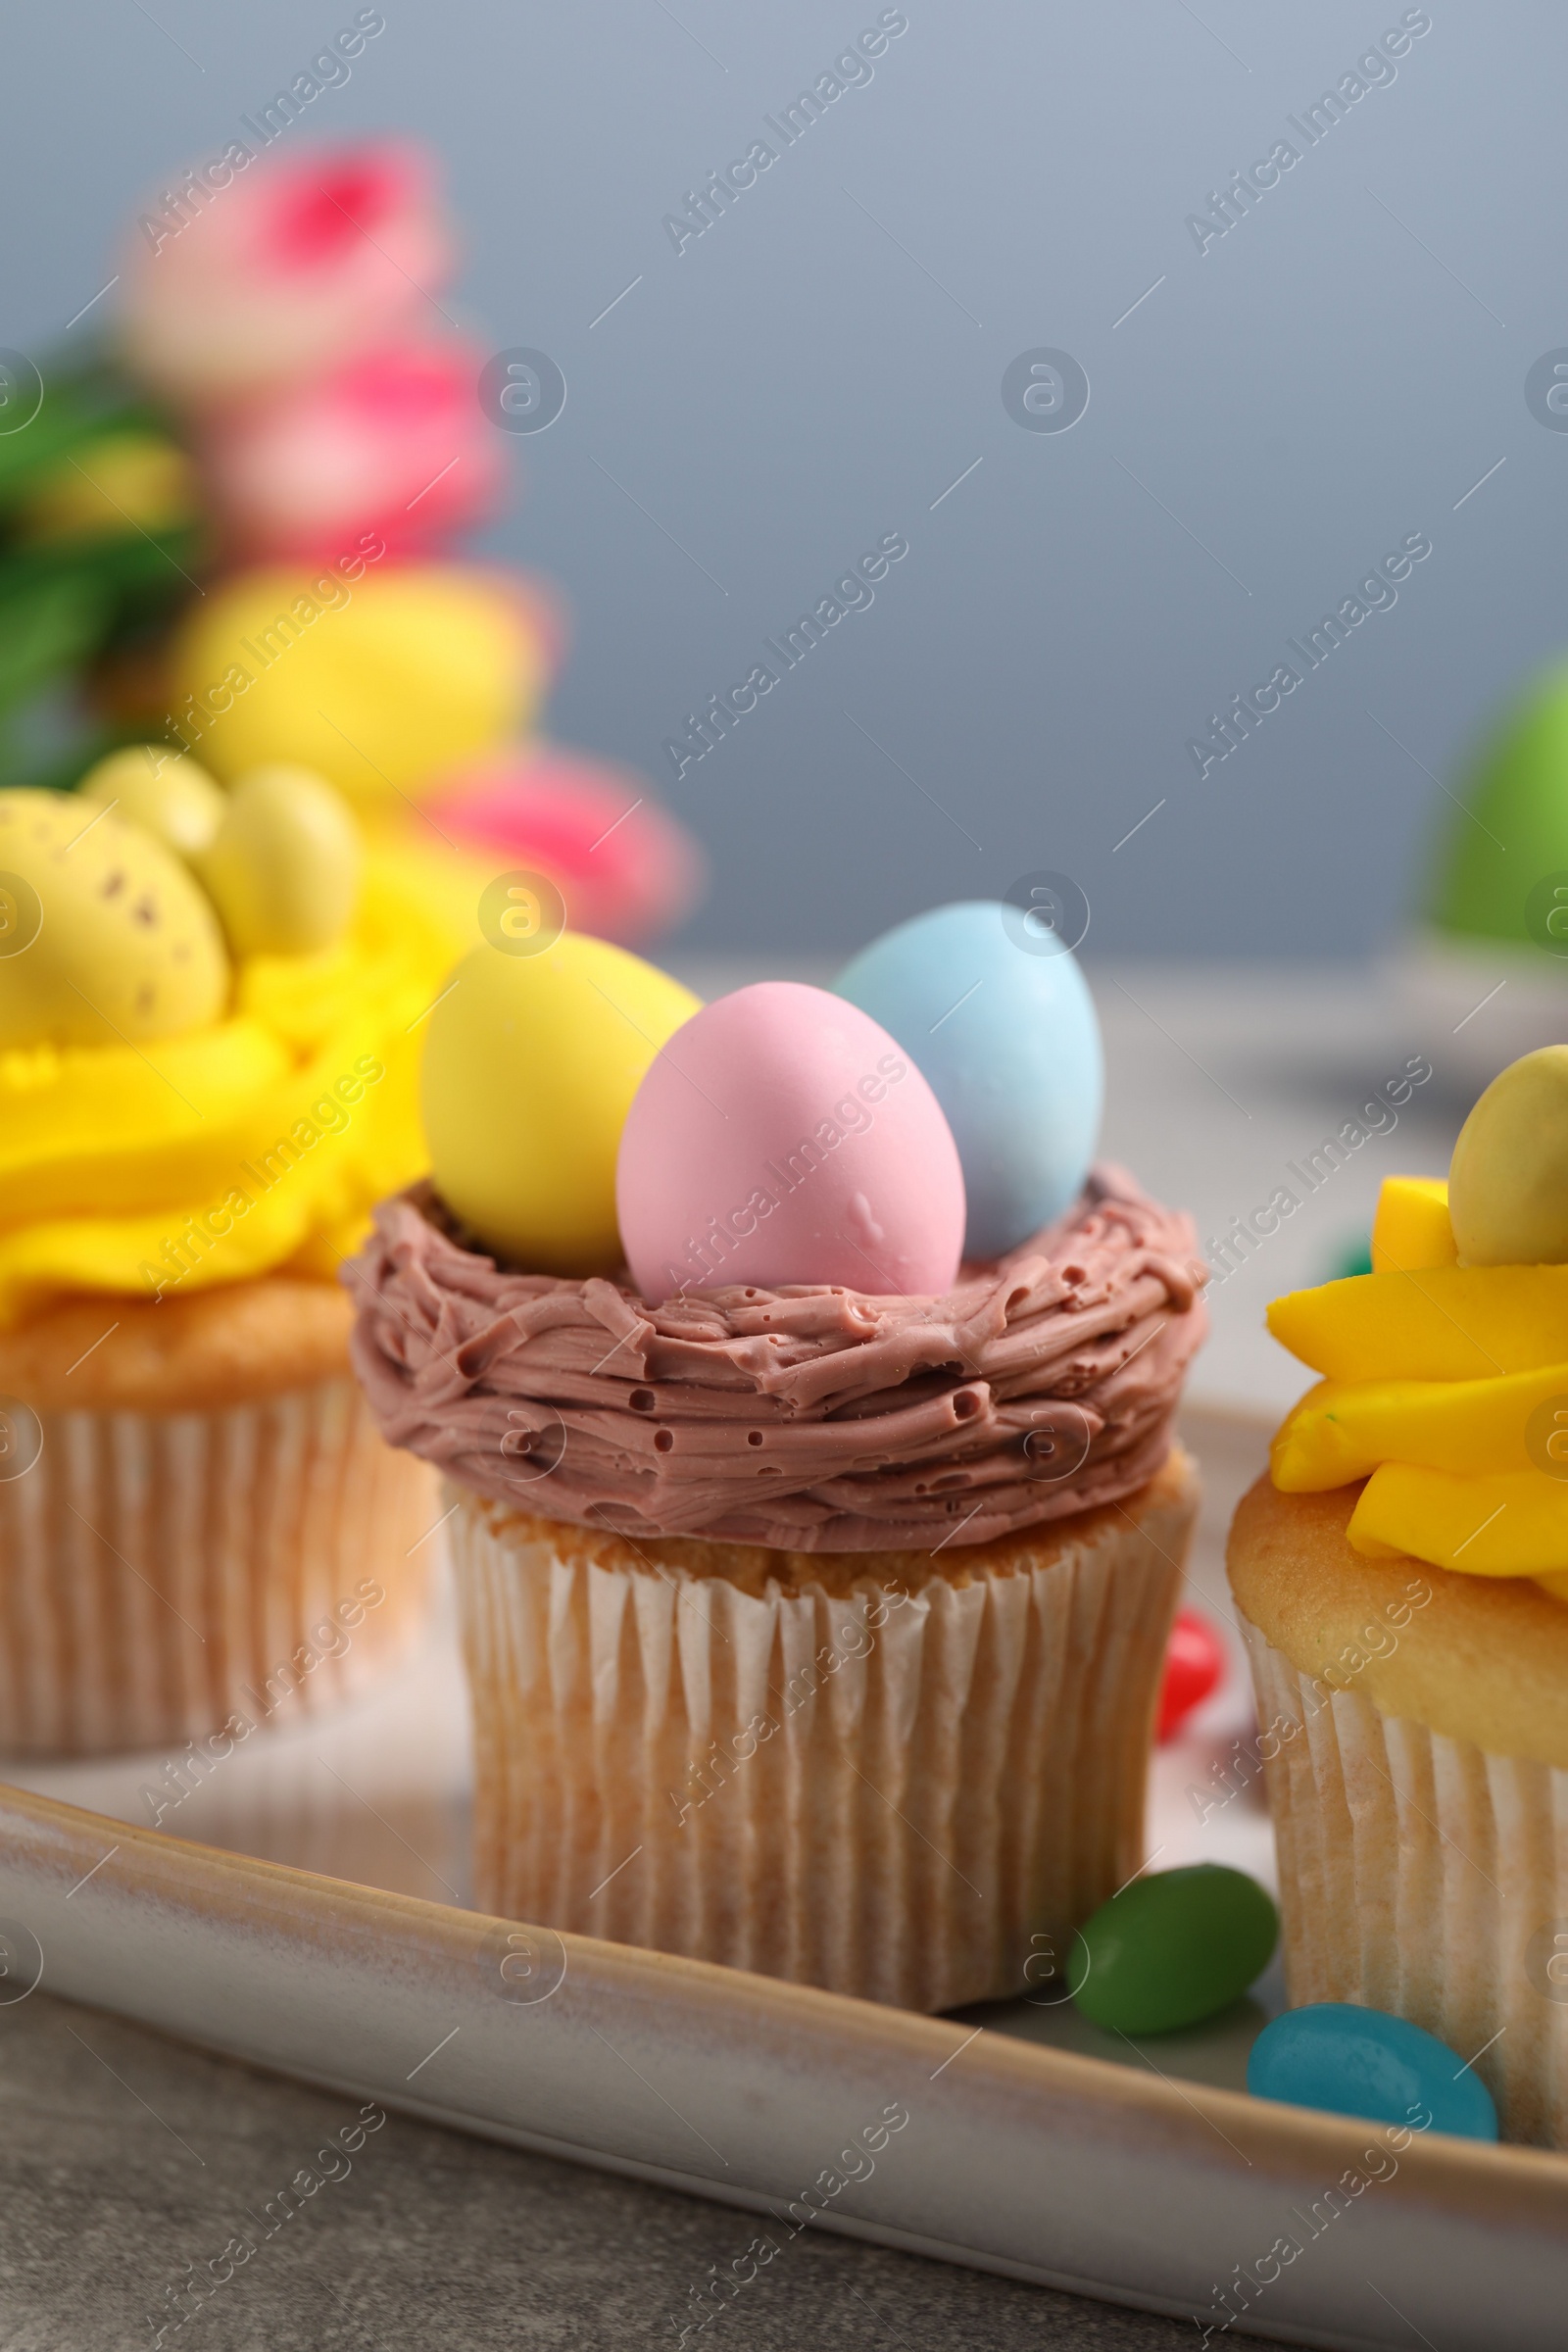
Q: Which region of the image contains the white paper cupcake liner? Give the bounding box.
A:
[0,1376,435,1758]
[1240,1611,1568,2147]
[450,1454,1198,2012]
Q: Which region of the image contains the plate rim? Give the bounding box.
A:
[6,1399,1566,2352]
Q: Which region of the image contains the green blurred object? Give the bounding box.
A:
[1330,1235,1373,1281]
[0,573,106,713]
[11,427,193,546]
[0,350,203,785]
[1428,662,1568,946]
[0,353,152,507]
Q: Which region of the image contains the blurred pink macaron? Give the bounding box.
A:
[425,746,706,947]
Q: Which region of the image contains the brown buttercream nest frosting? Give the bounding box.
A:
[344,1165,1207,1552]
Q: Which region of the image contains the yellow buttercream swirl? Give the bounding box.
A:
[1268,1178,1568,1599]
[0,855,459,1329]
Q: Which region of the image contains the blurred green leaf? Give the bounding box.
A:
[0,572,108,716]
[0,524,199,601]
[0,361,180,508]
[0,526,200,718]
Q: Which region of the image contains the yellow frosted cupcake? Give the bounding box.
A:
[0,763,458,1755]
[1229,1048,1568,2145]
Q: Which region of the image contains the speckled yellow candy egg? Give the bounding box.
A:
[77,746,226,859]
[195,764,361,956]
[1449,1046,1568,1264]
[422,934,700,1272]
[0,789,229,1048]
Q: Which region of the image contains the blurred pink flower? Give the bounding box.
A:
[121,142,454,406]
[427,747,707,946]
[200,341,507,562]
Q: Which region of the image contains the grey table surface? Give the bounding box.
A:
[2,956,1488,2351]
[2,1990,1271,2352]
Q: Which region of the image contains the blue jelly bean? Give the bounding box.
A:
[1247,2001,1498,2141]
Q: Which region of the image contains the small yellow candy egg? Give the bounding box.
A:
[0,788,229,1048]
[422,933,701,1272]
[195,764,361,956]
[1449,1046,1568,1264]
[78,746,226,859]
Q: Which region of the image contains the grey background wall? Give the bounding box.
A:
[5,0,1557,957]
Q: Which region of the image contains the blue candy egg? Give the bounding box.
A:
[1247,2002,1498,2141]
[832,901,1102,1260]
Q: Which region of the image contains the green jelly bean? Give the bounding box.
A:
[1066,1864,1279,2034]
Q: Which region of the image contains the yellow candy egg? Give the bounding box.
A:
[422,934,701,1272]
[1449,1046,1568,1264]
[78,745,226,859]
[195,764,361,956]
[0,788,229,1048]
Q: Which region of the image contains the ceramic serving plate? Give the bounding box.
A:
[3,1405,1565,2351]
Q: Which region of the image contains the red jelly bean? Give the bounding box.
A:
[1156,1609,1226,1740]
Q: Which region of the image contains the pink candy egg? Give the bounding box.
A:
[616,982,965,1302]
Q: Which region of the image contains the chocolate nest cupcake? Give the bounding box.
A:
[350,1147,1205,2009]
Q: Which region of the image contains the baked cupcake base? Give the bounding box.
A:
[1229,1477,1568,2148]
[451,1446,1198,2011]
[0,1281,436,1757]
